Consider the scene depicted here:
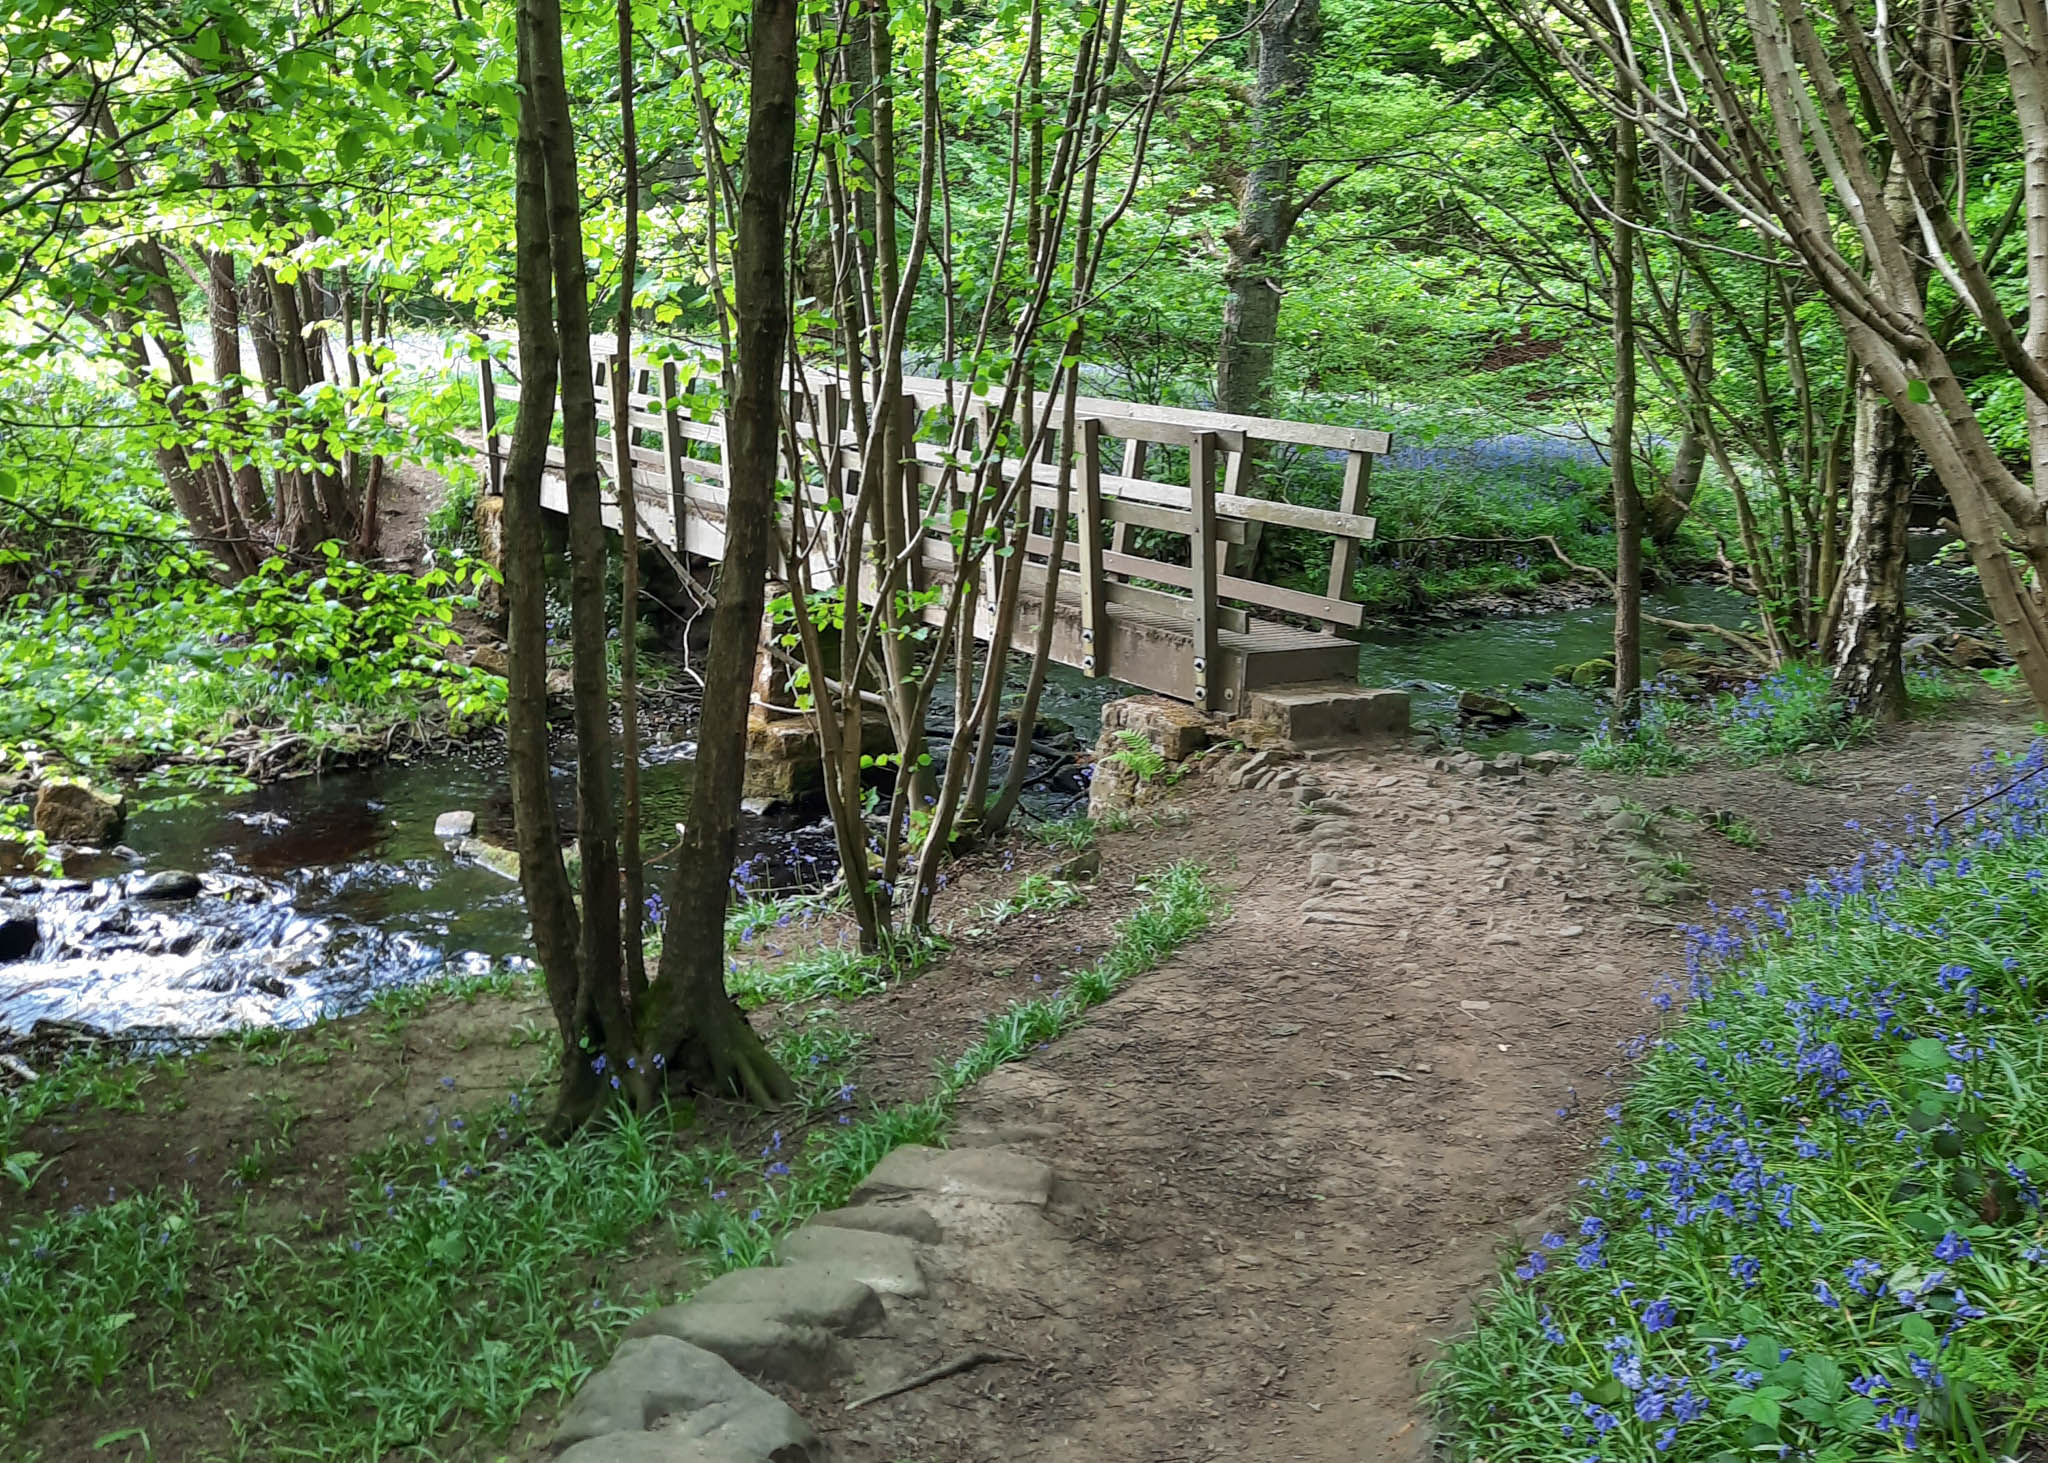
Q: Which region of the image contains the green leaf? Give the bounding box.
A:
[1906,378,1933,404]
[1803,1354,1844,1401]
[1902,1036,1950,1070]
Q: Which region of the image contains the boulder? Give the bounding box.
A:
[624,1268,885,1386]
[469,643,509,678]
[1527,750,1575,774]
[433,810,478,839]
[1568,658,1615,689]
[1456,691,1526,725]
[774,1224,926,1297]
[130,870,202,901]
[34,782,125,846]
[552,1335,818,1459]
[803,1203,942,1244]
[1944,634,2004,670]
[0,906,37,961]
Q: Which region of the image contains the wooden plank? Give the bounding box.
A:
[897,373,1390,454]
[1025,485,1246,541]
[1217,493,1377,542]
[1075,418,1106,678]
[1025,535,1365,629]
[660,360,688,536]
[477,359,502,496]
[1327,451,1373,604]
[1189,431,1219,710]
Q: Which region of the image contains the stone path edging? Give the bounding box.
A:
[544,1143,1058,1462]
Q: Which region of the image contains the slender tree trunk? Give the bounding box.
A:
[1829,366,1915,717]
[614,0,649,1005]
[507,0,598,1133]
[529,0,628,1061]
[642,0,798,1106]
[1647,311,1711,546]
[1609,94,1644,722]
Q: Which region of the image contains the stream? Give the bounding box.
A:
[0,558,1978,1046]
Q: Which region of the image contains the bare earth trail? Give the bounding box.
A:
[828,699,2035,1463]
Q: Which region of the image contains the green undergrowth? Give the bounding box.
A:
[1,860,1217,1459]
[1433,763,2048,1462]
[1580,663,1973,780]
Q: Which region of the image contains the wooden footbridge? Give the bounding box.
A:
[478,347,1391,716]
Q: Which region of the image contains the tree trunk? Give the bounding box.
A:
[528,0,627,1062]
[1215,0,1322,417]
[614,0,649,1005]
[507,0,598,1132]
[1828,366,1915,717]
[641,0,799,1107]
[1610,106,1644,722]
[1646,310,1711,547]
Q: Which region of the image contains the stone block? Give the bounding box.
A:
[852,1144,1053,1208]
[555,1430,807,1463]
[1246,684,1409,750]
[775,1225,926,1297]
[434,810,477,839]
[551,1335,818,1458]
[624,1268,885,1386]
[1099,695,1214,763]
[804,1203,942,1245]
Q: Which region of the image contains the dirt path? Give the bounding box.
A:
[824,698,2036,1463]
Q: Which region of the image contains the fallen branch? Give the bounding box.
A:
[843,1348,1028,1411]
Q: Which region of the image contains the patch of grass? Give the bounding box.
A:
[1715,661,1868,765]
[1907,666,1973,715]
[0,1045,157,1167]
[728,926,945,1008]
[724,890,839,951]
[1578,696,1699,776]
[969,870,1087,927]
[1029,813,1099,852]
[1433,749,2048,1463]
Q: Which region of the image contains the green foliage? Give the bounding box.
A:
[1103,729,1169,782]
[1029,813,1099,852]
[0,540,505,788]
[1433,800,2048,1463]
[1714,662,1867,764]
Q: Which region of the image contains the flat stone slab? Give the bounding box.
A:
[556,1430,800,1463]
[805,1202,943,1245]
[625,1268,886,1386]
[552,1335,818,1458]
[852,1144,1053,1208]
[1248,684,1409,749]
[776,1225,926,1297]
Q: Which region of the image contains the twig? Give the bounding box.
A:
[0,1053,40,1084]
[843,1348,1027,1411]
[1933,762,2048,829]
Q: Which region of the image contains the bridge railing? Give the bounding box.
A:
[478,344,1387,710]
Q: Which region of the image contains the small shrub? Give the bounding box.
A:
[1579,696,1697,776]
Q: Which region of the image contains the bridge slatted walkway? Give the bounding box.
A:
[477,347,1387,715]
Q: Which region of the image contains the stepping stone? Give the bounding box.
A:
[552,1335,819,1458]
[625,1268,886,1387]
[775,1225,926,1297]
[852,1145,1053,1208]
[556,1431,806,1463]
[805,1202,942,1244]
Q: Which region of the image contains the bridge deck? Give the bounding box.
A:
[492,348,1383,715]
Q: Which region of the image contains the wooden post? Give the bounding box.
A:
[659,360,687,540]
[1220,440,1253,577]
[1190,430,1220,710]
[1325,449,1374,628]
[1076,417,1107,678]
[477,356,503,497]
[1111,437,1146,561]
